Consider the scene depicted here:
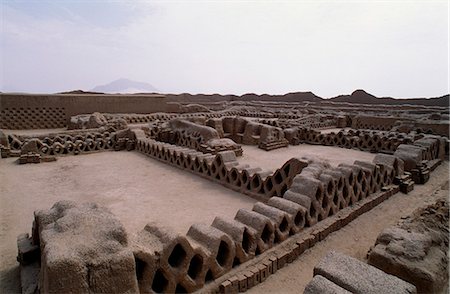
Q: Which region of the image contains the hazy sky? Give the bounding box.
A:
[1,0,449,97]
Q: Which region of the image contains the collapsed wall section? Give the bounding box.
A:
[368,198,449,293]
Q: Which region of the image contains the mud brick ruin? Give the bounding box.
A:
[1,91,448,293]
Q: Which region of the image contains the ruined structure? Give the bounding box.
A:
[0,91,448,293]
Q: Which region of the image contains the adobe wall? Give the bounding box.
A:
[351,115,449,137]
[351,115,401,131]
[0,93,168,129]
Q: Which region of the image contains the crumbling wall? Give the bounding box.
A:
[20,201,139,293]
[368,198,449,293]
[1,127,136,159]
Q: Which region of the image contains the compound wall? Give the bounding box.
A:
[0,93,168,129]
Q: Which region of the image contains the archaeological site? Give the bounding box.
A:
[0,90,449,294]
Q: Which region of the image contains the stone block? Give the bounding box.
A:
[250,267,261,284]
[314,251,417,294]
[269,256,278,274]
[277,250,289,269]
[244,271,255,289]
[319,217,341,241]
[258,264,269,282]
[262,259,273,274]
[304,233,317,248]
[288,242,301,262]
[16,233,39,265]
[399,180,414,194]
[237,274,248,292]
[304,275,351,294]
[228,276,239,293]
[220,280,235,294]
[296,238,309,256]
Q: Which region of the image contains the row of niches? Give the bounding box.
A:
[354,122,393,131]
[0,107,66,129]
[103,110,279,125]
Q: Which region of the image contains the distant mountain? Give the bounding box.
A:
[58,90,103,94]
[166,90,448,106]
[57,84,448,107]
[241,91,322,102]
[330,89,449,107]
[91,78,158,94]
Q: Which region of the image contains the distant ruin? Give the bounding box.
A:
[0,91,448,293]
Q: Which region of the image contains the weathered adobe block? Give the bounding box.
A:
[318,173,337,216]
[252,202,293,243]
[33,201,138,294]
[133,222,199,293]
[289,175,325,225]
[283,190,314,226]
[314,251,417,294]
[394,144,425,171]
[322,169,347,210]
[304,275,352,294]
[354,160,378,193]
[186,224,236,280]
[234,209,275,255]
[373,153,404,177]
[211,216,257,264]
[335,165,358,206]
[266,197,306,234]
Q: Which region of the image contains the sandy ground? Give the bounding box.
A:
[0,151,256,293]
[239,145,375,171]
[248,161,449,293]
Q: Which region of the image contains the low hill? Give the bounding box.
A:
[330,89,449,107]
